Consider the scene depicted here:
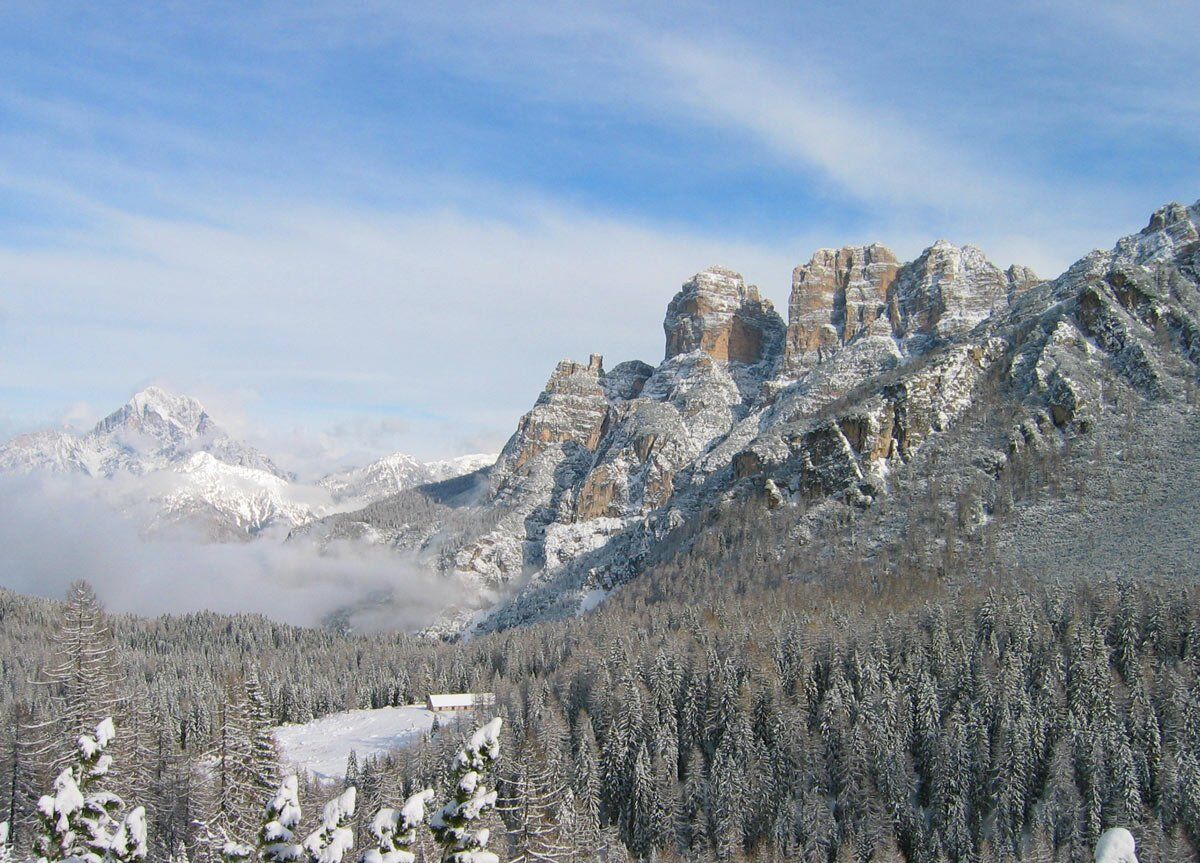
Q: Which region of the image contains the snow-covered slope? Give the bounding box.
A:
[274,705,437,780]
[147,452,323,539]
[424,453,496,483]
[318,452,496,506]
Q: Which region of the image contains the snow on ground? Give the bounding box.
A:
[274,705,437,780]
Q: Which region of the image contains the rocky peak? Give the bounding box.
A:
[86,385,288,479]
[1005,264,1041,301]
[543,355,604,395]
[663,266,785,366]
[1114,199,1200,265]
[600,360,655,403]
[887,241,1010,346]
[94,386,214,443]
[493,355,610,482]
[785,244,900,369]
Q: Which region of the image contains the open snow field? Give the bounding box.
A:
[274,704,436,780]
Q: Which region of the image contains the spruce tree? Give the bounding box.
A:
[244,672,280,801]
[431,718,503,863]
[361,788,434,863]
[34,717,147,863]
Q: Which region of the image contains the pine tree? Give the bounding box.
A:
[39,582,122,771]
[202,679,259,849]
[571,714,602,851]
[259,775,303,863]
[2,703,41,854]
[244,672,280,801]
[675,748,708,855]
[624,743,655,860]
[431,718,503,863]
[301,788,357,863]
[500,730,572,863]
[34,717,147,863]
[361,789,434,863]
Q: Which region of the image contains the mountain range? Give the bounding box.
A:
[296,199,1200,635]
[0,386,495,540]
[5,200,1198,635]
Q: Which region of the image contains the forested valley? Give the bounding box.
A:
[2,527,1198,863]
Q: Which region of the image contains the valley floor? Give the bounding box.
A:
[274,704,435,780]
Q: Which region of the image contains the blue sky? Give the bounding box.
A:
[0,1,1196,472]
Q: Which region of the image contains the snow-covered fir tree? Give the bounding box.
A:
[360,788,433,863]
[300,787,356,863]
[34,717,146,863]
[2,572,1200,861]
[243,672,280,802]
[431,719,503,863]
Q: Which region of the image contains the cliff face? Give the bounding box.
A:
[663,266,785,366]
[786,244,900,371]
[302,201,1200,634]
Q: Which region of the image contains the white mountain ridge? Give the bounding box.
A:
[318,452,496,506]
[0,387,497,540]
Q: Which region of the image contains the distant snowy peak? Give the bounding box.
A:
[0,386,310,540]
[90,385,288,478]
[319,452,497,505]
[319,453,430,503]
[0,430,93,476]
[425,453,496,483]
[0,385,288,480]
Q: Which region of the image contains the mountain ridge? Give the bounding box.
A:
[301,199,1200,635]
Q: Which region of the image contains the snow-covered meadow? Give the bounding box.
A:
[274,705,441,780]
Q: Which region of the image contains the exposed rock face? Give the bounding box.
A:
[663,267,785,366]
[887,241,1011,346]
[786,244,900,369]
[1005,264,1041,301]
[304,199,1200,636]
[492,354,609,491]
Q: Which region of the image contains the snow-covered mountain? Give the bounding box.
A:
[300,200,1200,636]
[144,452,322,540]
[0,387,320,538]
[0,386,287,480]
[424,453,496,483]
[1,387,497,541]
[318,452,496,506]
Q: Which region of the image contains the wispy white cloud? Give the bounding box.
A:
[0,0,1191,471]
[0,191,803,469]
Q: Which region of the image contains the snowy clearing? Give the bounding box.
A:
[274,705,437,780]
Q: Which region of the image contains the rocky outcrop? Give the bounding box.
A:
[663,267,785,366]
[785,244,900,369]
[1005,264,1040,301]
[888,241,1011,346]
[492,354,609,487]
